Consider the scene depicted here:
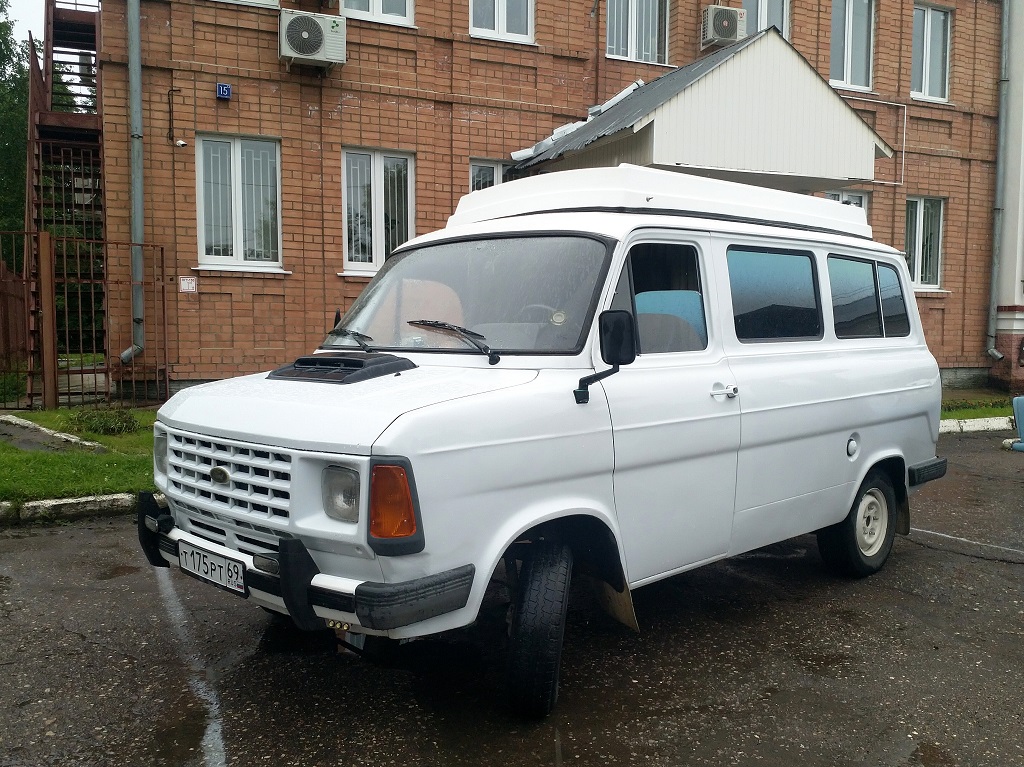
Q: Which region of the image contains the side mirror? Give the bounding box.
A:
[574,310,636,404]
[599,310,636,367]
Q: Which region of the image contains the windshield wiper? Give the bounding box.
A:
[326,327,374,352]
[407,320,500,365]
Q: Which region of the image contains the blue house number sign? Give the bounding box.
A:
[216,83,232,100]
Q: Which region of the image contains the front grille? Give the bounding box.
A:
[167,430,292,519]
[172,499,292,557]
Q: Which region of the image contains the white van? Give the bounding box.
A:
[139,165,945,716]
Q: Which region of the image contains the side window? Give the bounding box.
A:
[827,255,911,339]
[877,263,911,336]
[344,0,414,26]
[626,243,708,354]
[828,256,882,338]
[727,247,821,341]
[471,0,534,43]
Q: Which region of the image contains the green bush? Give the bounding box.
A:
[58,407,142,436]
[0,370,25,401]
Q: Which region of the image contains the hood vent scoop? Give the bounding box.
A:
[268,353,417,385]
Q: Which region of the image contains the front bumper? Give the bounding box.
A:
[138,493,474,633]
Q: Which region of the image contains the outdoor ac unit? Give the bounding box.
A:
[701,5,747,49]
[279,10,346,69]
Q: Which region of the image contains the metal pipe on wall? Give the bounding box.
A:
[985,0,1011,362]
[120,0,146,364]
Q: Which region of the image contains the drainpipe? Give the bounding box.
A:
[120,0,146,364]
[985,0,1011,362]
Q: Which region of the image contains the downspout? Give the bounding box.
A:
[120,0,146,363]
[985,0,1011,362]
[591,0,600,104]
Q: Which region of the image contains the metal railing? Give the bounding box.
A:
[50,48,98,115]
[0,231,169,409]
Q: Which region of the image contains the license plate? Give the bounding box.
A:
[178,541,247,596]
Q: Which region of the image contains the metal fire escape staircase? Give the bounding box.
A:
[25,0,105,405]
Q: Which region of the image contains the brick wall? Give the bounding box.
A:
[97,0,1003,384]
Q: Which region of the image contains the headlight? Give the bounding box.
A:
[153,428,168,476]
[322,466,360,523]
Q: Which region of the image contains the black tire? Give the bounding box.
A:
[506,542,573,718]
[817,469,897,578]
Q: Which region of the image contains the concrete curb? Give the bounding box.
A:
[0,414,104,451]
[938,416,1015,434]
[0,417,1018,529]
[0,493,137,527]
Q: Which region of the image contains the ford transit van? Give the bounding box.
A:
[139,165,946,716]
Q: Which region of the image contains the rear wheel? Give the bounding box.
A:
[818,470,897,578]
[506,542,573,718]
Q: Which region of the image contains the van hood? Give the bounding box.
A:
[157,365,538,454]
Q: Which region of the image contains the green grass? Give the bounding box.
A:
[1,407,156,504]
[941,395,1013,422]
[941,404,1013,421]
[0,442,155,504]
[58,353,105,368]
[17,408,157,453]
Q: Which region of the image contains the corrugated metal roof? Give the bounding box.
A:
[516,32,768,169]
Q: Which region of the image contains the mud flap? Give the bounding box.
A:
[896,493,911,536]
[587,575,640,633]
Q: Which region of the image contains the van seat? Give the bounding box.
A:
[635,290,707,349]
[637,313,704,354]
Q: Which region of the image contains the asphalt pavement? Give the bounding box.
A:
[0,430,1022,767]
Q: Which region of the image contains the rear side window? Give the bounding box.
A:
[727,247,821,341]
[877,264,911,336]
[828,256,882,338]
[827,256,911,339]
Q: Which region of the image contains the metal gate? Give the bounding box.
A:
[0,230,169,409]
[0,234,32,408]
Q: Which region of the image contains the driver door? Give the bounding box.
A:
[601,234,741,585]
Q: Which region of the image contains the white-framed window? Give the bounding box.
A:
[344,149,414,273]
[205,0,278,8]
[911,5,950,101]
[606,0,668,65]
[905,196,943,288]
[743,0,788,37]
[196,136,281,268]
[830,0,873,89]
[825,190,870,215]
[470,0,533,44]
[343,0,413,25]
[470,161,510,191]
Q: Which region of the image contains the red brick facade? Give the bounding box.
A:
[96,0,1003,386]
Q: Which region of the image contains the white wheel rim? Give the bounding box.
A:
[856,488,888,557]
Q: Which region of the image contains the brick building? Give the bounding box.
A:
[27,0,1021,391]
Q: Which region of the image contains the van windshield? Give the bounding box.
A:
[323,235,612,356]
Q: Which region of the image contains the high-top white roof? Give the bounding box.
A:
[448,164,873,240]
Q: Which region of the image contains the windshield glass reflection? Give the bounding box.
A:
[323,236,611,355]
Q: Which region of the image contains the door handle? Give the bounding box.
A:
[710,384,739,398]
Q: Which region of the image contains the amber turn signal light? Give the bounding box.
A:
[369,465,417,539]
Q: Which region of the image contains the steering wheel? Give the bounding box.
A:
[519,304,559,322]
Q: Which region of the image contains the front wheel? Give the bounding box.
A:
[506,542,573,718]
[818,470,897,578]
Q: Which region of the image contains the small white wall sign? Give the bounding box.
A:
[179,276,198,293]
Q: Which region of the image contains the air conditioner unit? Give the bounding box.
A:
[701,5,747,49]
[280,10,346,70]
